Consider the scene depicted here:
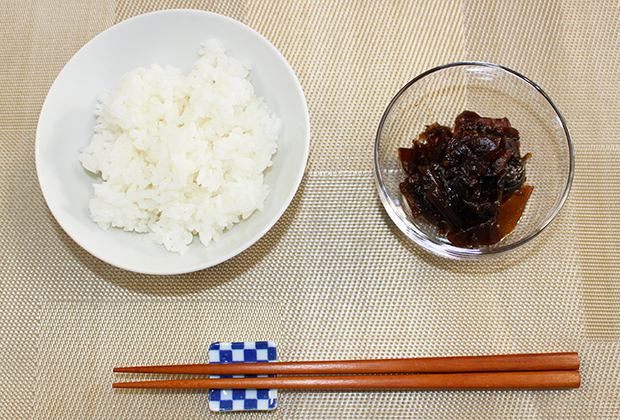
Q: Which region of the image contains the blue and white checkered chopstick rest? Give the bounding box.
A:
[208,341,278,412]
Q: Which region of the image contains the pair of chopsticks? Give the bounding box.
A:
[113,352,580,390]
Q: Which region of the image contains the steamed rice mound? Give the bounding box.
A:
[79,39,280,255]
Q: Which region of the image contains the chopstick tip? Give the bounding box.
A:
[113,381,139,388]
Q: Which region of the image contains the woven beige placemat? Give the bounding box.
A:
[2,0,620,418]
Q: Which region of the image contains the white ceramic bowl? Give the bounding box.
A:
[36,10,310,274]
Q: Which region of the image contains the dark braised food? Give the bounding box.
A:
[398,111,532,247]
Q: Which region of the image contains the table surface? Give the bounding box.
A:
[2,1,619,419]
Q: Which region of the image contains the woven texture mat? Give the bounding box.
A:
[2,0,620,418]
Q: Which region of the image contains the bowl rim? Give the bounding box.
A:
[374,61,575,259]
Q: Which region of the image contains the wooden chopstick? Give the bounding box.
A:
[113,370,580,390]
[113,352,579,375]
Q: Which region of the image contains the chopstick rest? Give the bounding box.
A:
[207,341,278,412]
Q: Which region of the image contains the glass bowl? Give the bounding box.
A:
[374,62,574,260]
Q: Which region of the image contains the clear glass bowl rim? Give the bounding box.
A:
[374,61,575,259]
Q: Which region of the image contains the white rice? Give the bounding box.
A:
[79,39,280,255]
